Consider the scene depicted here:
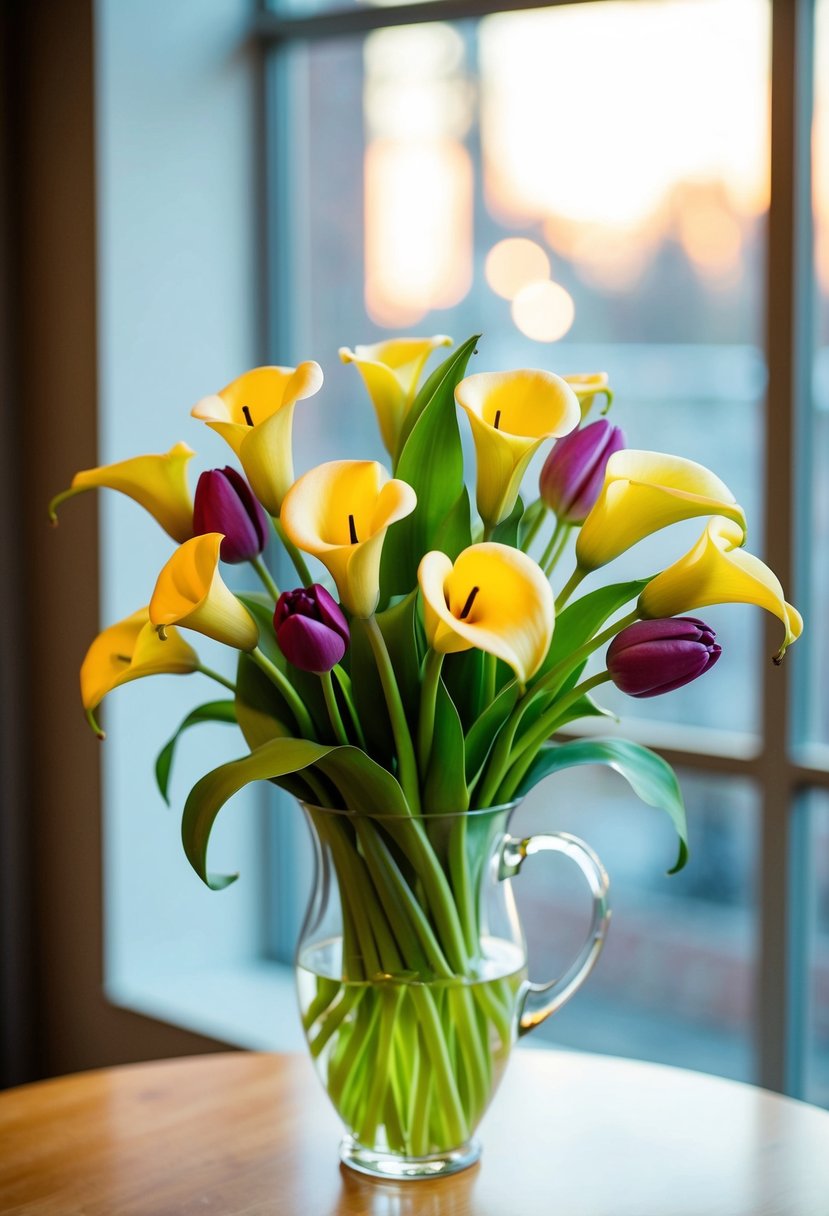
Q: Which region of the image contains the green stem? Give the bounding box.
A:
[533,609,639,704]
[520,501,548,552]
[274,517,314,586]
[195,663,236,694]
[555,566,586,612]
[364,616,421,815]
[539,517,566,572]
[250,555,280,601]
[417,649,444,779]
[250,647,316,739]
[543,523,572,578]
[320,670,349,746]
[333,667,367,750]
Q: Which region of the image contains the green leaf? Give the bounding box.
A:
[533,578,651,688]
[516,737,689,874]
[380,336,478,600]
[518,498,545,548]
[464,680,520,787]
[154,701,238,805]
[234,652,294,751]
[349,594,422,766]
[424,679,468,813]
[490,496,524,547]
[552,693,617,731]
[442,647,486,732]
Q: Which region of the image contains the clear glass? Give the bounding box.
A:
[279,0,770,736]
[804,791,829,1108]
[296,802,609,1178]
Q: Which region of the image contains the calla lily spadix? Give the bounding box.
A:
[192,362,324,515]
[564,373,613,419]
[576,450,748,571]
[81,607,199,736]
[281,460,417,617]
[455,369,580,530]
[339,336,452,458]
[150,532,259,651]
[638,516,803,663]
[418,543,554,686]
[49,442,196,543]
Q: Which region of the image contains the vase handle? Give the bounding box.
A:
[500,832,611,1038]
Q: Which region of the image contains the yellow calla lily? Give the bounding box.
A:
[280,460,417,617]
[150,532,259,651]
[339,336,452,457]
[576,450,748,571]
[192,362,324,515]
[638,516,803,662]
[80,607,199,736]
[49,442,195,543]
[418,543,554,685]
[455,369,580,530]
[564,372,613,419]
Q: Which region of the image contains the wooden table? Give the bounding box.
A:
[2,1049,829,1215]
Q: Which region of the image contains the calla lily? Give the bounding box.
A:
[49,443,195,543]
[339,336,452,457]
[564,373,613,419]
[455,369,580,530]
[638,516,803,662]
[150,532,259,651]
[418,542,554,685]
[280,460,417,617]
[192,363,324,515]
[576,450,747,571]
[81,607,199,736]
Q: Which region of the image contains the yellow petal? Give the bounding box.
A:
[564,372,612,419]
[192,363,324,513]
[456,370,580,528]
[418,543,554,684]
[576,450,747,571]
[80,607,199,713]
[280,460,417,616]
[340,336,452,456]
[150,533,259,650]
[638,516,803,661]
[49,443,195,543]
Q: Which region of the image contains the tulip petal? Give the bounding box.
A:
[49,443,196,543]
[150,533,259,651]
[276,614,347,673]
[638,517,803,660]
[80,607,199,713]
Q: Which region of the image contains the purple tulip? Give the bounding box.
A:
[274,584,350,673]
[607,617,722,698]
[193,467,270,564]
[540,419,626,523]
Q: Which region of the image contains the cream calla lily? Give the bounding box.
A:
[192,362,324,515]
[418,543,554,685]
[576,450,748,571]
[49,442,195,543]
[80,607,199,734]
[638,516,803,662]
[339,336,452,457]
[280,460,417,617]
[150,532,259,651]
[564,372,613,419]
[456,369,580,529]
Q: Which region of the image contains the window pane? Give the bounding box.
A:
[277,0,770,736]
[511,769,759,1082]
[805,791,829,1107]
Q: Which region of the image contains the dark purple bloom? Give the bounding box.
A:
[607,617,721,698]
[193,467,269,564]
[540,419,626,523]
[274,584,350,673]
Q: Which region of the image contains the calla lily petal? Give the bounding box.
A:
[281,460,417,617]
[638,516,803,662]
[49,443,195,543]
[576,450,748,571]
[564,372,613,419]
[456,369,580,529]
[192,363,324,514]
[418,542,554,685]
[150,532,259,651]
[340,336,452,457]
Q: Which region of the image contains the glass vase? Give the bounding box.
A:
[296,801,610,1180]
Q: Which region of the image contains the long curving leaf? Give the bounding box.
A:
[155,701,238,805]
[532,577,651,689]
[464,680,520,788]
[515,737,689,874]
[424,678,468,813]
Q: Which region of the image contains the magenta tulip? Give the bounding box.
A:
[193,467,269,563]
[607,617,721,698]
[540,419,626,524]
[274,584,350,673]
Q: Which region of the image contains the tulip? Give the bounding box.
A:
[564,372,613,419]
[638,516,803,663]
[606,617,721,698]
[80,607,200,731]
[576,450,747,571]
[150,532,259,651]
[540,419,626,524]
[418,543,554,685]
[273,584,349,674]
[280,460,417,617]
[455,369,580,530]
[339,336,452,457]
[191,362,324,515]
[193,467,269,563]
[49,442,195,543]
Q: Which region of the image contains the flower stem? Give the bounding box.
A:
[250,556,280,601]
[333,667,367,749]
[521,501,548,552]
[274,517,314,586]
[365,616,421,814]
[250,646,316,739]
[555,566,586,612]
[542,522,572,578]
[539,517,566,572]
[320,670,349,746]
[417,649,444,779]
[195,663,237,694]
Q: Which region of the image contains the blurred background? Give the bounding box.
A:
[2,0,827,1107]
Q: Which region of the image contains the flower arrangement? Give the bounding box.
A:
[51,334,802,1175]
